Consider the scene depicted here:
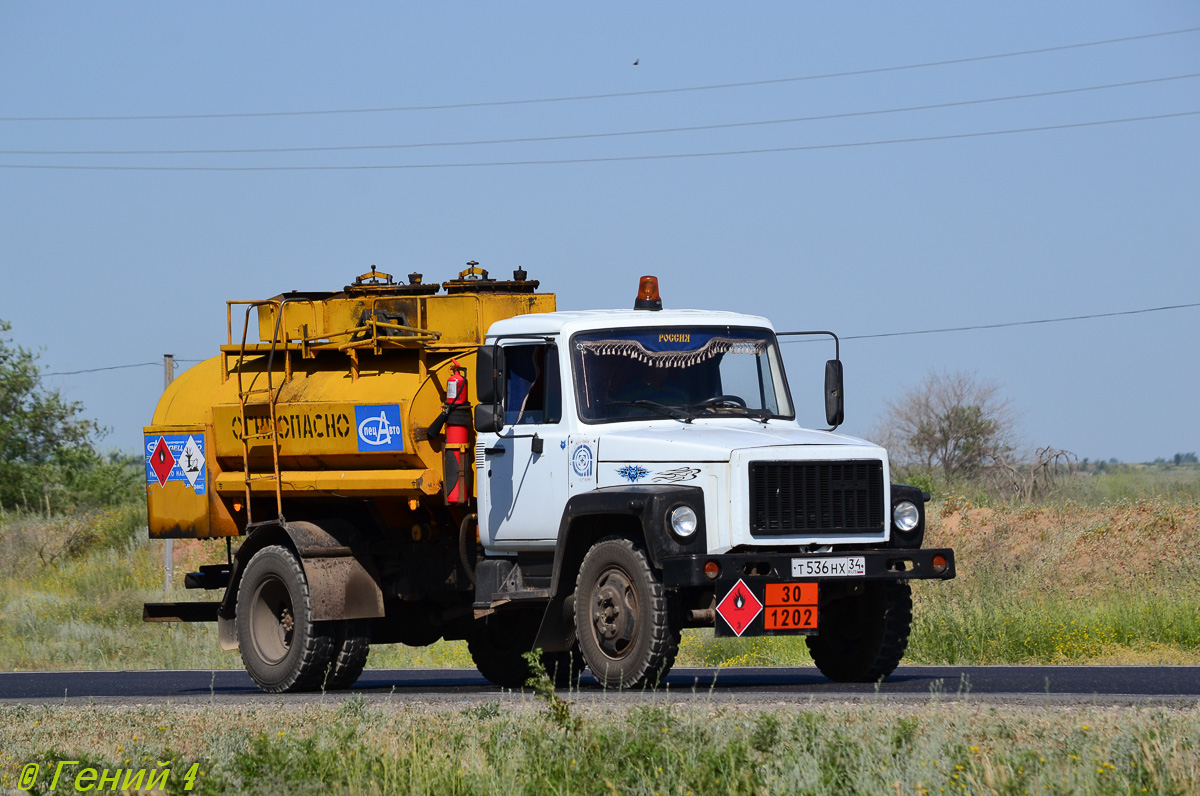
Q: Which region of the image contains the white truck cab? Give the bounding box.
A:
[469,279,955,688]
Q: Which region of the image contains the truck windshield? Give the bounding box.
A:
[572,327,794,423]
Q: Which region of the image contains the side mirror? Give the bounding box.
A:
[824,360,844,427]
[475,344,505,404]
[474,403,504,433]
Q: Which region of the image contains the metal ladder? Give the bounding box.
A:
[233,300,292,530]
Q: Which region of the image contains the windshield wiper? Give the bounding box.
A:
[606,400,695,423]
[691,404,773,422]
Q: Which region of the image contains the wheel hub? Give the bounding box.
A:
[591,568,638,658]
[249,577,294,665]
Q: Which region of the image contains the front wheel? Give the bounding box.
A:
[574,537,680,689]
[236,545,335,693]
[806,581,913,683]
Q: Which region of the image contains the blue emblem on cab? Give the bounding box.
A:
[617,465,649,483]
[571,444,594,477]
[355,405,404,452]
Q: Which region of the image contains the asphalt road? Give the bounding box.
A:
[2,666,1199,706]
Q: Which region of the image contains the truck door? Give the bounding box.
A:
[477,342,569,547]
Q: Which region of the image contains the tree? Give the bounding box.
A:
[0,319,137,511]
[874,370,1077,500]
[874,370,1016,483]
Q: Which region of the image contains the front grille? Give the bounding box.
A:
[749,460,884,535]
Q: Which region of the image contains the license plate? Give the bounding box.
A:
[791,556,865,577]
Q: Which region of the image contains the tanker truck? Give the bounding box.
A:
[143,264,955,693]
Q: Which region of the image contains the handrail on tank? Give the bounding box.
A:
[223,296,441,368]
[226,298,318,349]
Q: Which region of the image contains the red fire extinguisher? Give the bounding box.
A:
[445,361,467,409]
[428,360,471,504]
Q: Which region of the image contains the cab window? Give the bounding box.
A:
[505,344,561,425]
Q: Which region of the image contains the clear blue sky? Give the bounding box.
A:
[2,2,1197,463]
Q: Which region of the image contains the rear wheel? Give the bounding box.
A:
[806,581,912,683]
[574,537,680,689]
[237,545,335,693]
[323,620,370,690]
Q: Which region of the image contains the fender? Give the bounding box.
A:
[217,519,385,650]
[533,484,707,652]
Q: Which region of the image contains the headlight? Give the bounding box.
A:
[893,501,920,533]
[669,505,698,539]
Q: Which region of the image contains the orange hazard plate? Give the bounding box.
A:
[763,582,818,631]
[764,582,817,607]
[764,605,818,630]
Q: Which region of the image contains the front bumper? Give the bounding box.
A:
[664,547,954,638]
[662,547,955,588]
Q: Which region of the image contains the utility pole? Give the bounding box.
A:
[163,354,175,595]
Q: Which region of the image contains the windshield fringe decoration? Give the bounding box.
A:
[576,337,766,368]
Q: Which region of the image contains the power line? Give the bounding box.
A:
[782,301,1200,344]
[43,359,203,376]
[3,26,1197,123]
[42,362,159,376]
[44,303,1199,374]
[2,109,1196,172]
[6,73,1195,157]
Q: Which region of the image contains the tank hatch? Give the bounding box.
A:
[442,261,540,295]
[344,266,441,297]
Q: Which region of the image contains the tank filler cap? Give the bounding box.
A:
[458,261,490,281]
[443,260,539,294]
[345,265,440,296]
[352,265,394,286]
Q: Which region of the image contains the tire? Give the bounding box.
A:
[323,620,370,690]
[236,545,336,693]
[806,581,913,683]
[574,537,680,689]
[467,609,540,688]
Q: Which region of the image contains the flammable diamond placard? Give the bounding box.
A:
[715,578,763,637]
[149,436,175,487]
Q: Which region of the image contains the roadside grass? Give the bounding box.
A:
[3,699,1200,795]
[0,506,230,671]
[1056,463,1200,507]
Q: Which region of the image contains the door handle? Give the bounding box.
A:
[484,447,506,456]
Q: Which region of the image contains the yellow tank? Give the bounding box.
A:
[144,266,554,539]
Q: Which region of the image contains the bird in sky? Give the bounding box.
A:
[633,58,639,65]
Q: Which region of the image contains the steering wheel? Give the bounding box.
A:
[695,395,748,409]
